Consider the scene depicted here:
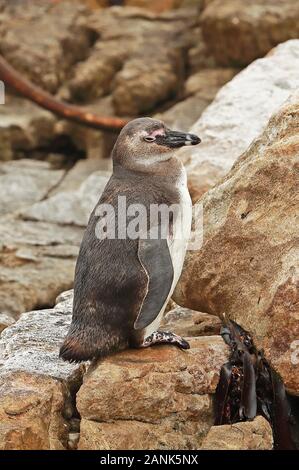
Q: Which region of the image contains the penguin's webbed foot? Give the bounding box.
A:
[141,331,190,350]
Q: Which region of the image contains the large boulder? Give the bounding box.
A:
[175,90,299,394]
[77,335,228,450]
[181,40,299,202]
[201,0,299,66]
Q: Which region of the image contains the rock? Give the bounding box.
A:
[161,306,221,337]
[187,27,216,73]
[0,293,84,450]
[175,89,299,394]
[0,160,64,217]
[124,0,202,13]
[49,159,111,196]
[0,288,228,450]
[184,68,238,99]
[79,0,108,9]
[0,0,92,93]
[155,68,237,132]
[181,40,299,201]
[0,314,14,333]
[68,41,127,103]
[77,7,199,115]
[21,170,110,227]
[0,159,110,319]
[54,96,118,160]
[77,336,228,450]
[201,0,299,66]
[0,96,56,161]
[155,95,211,132]
[0,215,83,318]
[201,416,273,450]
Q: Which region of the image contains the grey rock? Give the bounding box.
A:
[0,97,56,161]
[21,171,110,227]
[0,160,64,217]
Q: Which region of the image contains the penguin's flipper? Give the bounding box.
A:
[134,237,174,330]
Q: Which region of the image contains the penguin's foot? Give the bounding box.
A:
[141,331,190,350]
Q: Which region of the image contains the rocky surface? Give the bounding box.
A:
[181,40,299,201]
[0,0,92,94]
[0,159,109,319]
[0,291,84,450]
[0,3,211,161]
[77,335,228,450]
[161,306,221,337]
[0,314,14,334]
[155,68,237,132]
[0,96,56,162]
[175,89,299,394]
[124,0,203,13]
[0,160,64,216]
[0,289,229,450]
[75,7,200,116]
[21,170,110,227]
[201,417,273,450]
[201,0,299,66]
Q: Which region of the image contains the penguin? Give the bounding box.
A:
[60,117,201,362]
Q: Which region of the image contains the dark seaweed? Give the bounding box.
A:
[215,316,299,450]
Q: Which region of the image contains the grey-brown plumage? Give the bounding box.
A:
[60,118,200,362]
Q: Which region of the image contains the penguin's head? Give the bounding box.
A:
[112,117,201,170]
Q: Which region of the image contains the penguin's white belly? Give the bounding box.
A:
[143,183,192,338]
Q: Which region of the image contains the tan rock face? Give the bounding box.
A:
[78,7,199,115]
[0,293,84,450]
[124,0,202,13]
[161,306,221,337]
[0,1,92,93]
[201,0,299,66]
[180,40,299,201]
[0,314,14,334]
[77,336,228,450]
[201,417,273,450]
[175,90,299,394]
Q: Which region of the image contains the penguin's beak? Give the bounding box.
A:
[156,129,201,148]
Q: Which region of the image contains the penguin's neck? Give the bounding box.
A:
[113,155,185,184]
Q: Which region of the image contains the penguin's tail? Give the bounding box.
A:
[59,334,93,363]
[59,324,128,363]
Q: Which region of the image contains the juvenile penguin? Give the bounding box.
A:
[60,117,201,362]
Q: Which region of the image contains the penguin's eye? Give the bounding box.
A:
[144,136,156,143]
